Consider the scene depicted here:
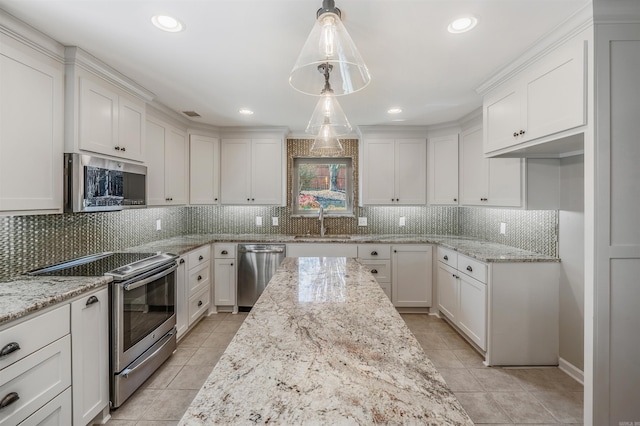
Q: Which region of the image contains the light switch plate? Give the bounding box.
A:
[399,216,406,227]
[272,217,279,226]
[500,222,506,235]
[156,219,162,231]
[358,217,368,226]
[256,216,263,226]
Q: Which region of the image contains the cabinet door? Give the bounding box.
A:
[20,387,71,426]
[395,139,426,204]
[0,44,63,213]
[145,119,167,206]
[79,77,118,156]
[190,135,220,204]
[391,245,433,307]
[70,288,109,426]
[437,262,458,321]
[214,258,236,306]
[428,134,459,205]
[487,157,522,207]
[165,127,188,205]
[483,86,523,153]
[458,274,487,350]
[251,139,283,204]
[460,126,489,206]
[175,257,188,340]
[118,97,145,162]
[361,139,396,204]
[220,139,251,204]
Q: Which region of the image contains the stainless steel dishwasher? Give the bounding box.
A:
[237,244,286,310]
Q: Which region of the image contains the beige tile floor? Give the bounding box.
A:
[106,312,583,426]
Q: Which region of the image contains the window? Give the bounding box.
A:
[292,157,353,215]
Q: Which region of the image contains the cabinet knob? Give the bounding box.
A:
[519,130,525,135]
[0,342,20,358]
[443,255,448,261]
[199,255,204,261]
[214,198,218,201]
[466,265,473,272]
[230,263,234,266]
[371,251,378,256]
[251,198,255,201]
[198,300,203,307]
[371,269,378,274]
[115,146,121,151]
[391,198,394,202]
[221,250,228,255]
[247,198,250,201]
[513,132,518,137]
[0,392,20,409]
[179,258,185,264]
[197,275,202,281]
[453,198,457,202]
[121,147,126,151]
[393,250,397,253]
[86,295,99,306]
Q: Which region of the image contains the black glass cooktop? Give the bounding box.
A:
[26,252,164,278]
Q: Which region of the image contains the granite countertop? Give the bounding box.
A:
[128,233,559,263]
[179,257,472,425]
[0,275,112,326]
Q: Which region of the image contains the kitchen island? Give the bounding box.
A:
[179,257,472,425]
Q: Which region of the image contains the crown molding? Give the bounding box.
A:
[219,126,290,139]
[0,9,64,62]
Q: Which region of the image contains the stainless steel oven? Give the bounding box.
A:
[27,251,179,409]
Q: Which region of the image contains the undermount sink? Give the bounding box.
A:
[293,235,352,241]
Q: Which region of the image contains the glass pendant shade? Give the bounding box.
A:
[310,122,344,156]
[305,92,352,136]
[290,11,371,96]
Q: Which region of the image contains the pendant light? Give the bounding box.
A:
[305,63,352,137]
[310,120,344,156]
[290,0,371,96]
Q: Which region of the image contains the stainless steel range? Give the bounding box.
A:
[28,251,179,408]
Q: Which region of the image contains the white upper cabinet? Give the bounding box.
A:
[428,134,459,205]
[190,135,220,205]
[65,47,153,162]
[220,135,285,205]
[482,33,587,156]
[460,125,523,207]
[0,32,64,214]
[361,137,426,205]
[146,117,188,206]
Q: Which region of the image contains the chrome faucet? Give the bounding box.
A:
[319,205,327,237]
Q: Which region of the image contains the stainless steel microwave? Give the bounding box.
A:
[64,153,146,212]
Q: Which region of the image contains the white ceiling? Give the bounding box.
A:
[0,0,590,133]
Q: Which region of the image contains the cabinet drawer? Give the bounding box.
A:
[213,244,236,259]
[0,305,70,371]
[359,260,391,283]
[188,245,211,266]
[458,255,488,283]
[437,247,458,268]
[0,335,71,426]
[19,387,71,426]
[188,261,210,297]
[188,287,210,325]
[357,244,391,260]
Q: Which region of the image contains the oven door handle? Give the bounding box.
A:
[121,264,178,292]
[120,328,176,379]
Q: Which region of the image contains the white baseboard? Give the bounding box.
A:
[559,357,584,385]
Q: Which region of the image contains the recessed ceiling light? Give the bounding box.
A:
[448,16,478,34]
[239,108,254,115]
[151,15,185,33]
[387,108,403,114]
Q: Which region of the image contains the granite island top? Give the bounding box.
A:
[128,233,559,263]
[179,257,472,425]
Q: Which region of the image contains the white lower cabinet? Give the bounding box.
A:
[457,273,487,350]
[391,245,433,308]
[20,387,71,426]
[175,256,188,340]
[357,245,391,300]
[70,288,109,426]
[214,244,237,312]
[177,246,212,340]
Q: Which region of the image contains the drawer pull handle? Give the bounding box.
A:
[0,342,20,358]
[199,255,204,261]
[198,300,203,307]
[221,250,228,255]
[443,255,448,260]
[371,269,378,274]
[86,295,99,306]
[466,265,473,272]
[179,259,185,264]
[371,251,378,256]
[0,392,19,409]
[197,275,202,281]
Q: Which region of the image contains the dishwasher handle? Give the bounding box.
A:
[238,245,286,254]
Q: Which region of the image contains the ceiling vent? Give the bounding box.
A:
[182,111,201,118]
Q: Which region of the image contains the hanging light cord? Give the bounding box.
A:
[318,62,334,95]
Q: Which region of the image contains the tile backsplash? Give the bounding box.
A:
[0,204,557,280]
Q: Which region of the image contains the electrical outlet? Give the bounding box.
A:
[156,219,161,231]
[256,216,263,226]
[500,222,506,235]
[399,216,406,227]
[358,217,368,226]
[272,217,279,226]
